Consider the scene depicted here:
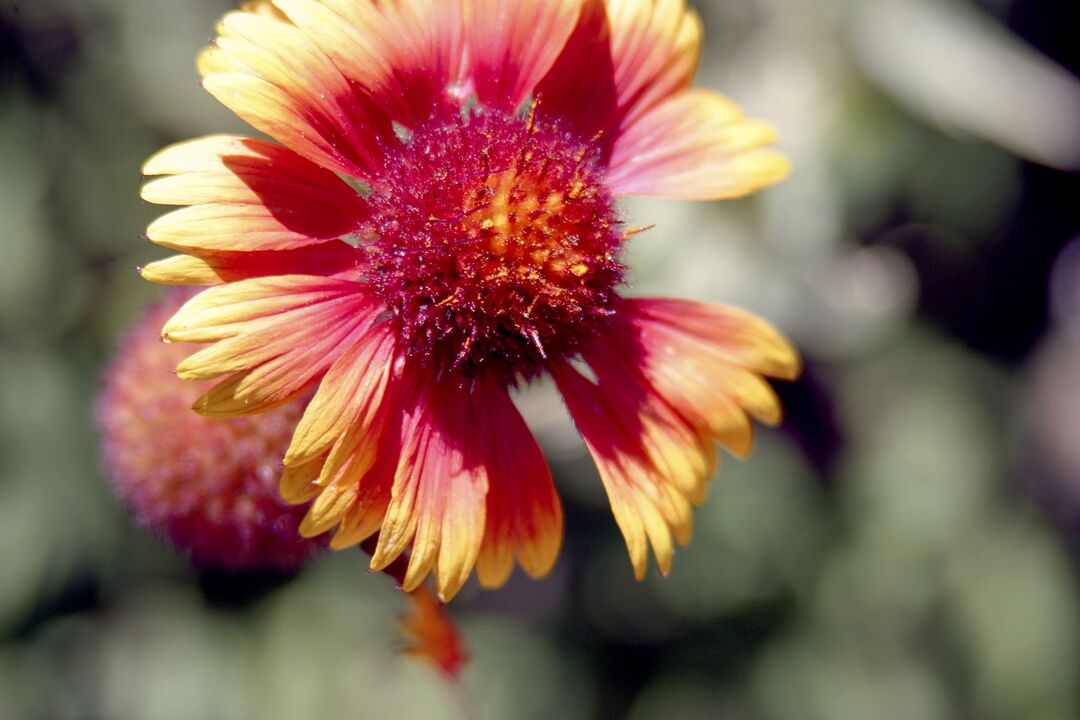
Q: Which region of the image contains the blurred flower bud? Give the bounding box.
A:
[398,586,469,680]
[96,289,321,571]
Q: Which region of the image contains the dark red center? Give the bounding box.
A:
[364,106,625,382]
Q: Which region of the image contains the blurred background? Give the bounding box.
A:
[2,0,1079,717]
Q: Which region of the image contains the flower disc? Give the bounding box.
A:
[366,106,625,381]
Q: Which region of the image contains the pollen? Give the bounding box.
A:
[365,105,625,381]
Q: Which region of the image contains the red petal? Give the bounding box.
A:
[200,12,391,178]
[536,0,702,149]
[162,276,380,418]
[466,0,585,109]
[142,135,368,254]
[274,0,467,125]
[554,297,800,578]
[474,381,563,589]
[140,243,361,286]
[606,90,788,199]
[370,376,490,601]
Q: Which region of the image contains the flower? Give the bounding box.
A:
[139,0,800,600]
[97,289,322,571]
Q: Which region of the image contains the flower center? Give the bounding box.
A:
[364,106,625,382]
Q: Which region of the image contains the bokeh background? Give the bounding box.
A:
[2,0,1080,717]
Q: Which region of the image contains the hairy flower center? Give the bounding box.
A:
[364,106,625,381]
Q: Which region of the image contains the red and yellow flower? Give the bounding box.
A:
[140,0,800,601]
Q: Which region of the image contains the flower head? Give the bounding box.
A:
[97,289,322,571]
[140,0,799,600]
